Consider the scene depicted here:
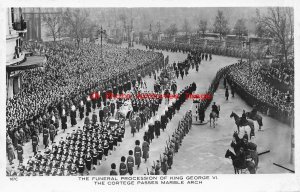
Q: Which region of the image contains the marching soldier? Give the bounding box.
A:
[70,104,77,127]
[92,148,98,170]
[161,153,168,175]
[61,109,67,132]
[85,152,92,175]
[79,100,84,120]
[110,163,118,175]
[142,136,150,162]
[134,140,142,169]
[92,112,97,125]
[86,95,91,116]
[127,150,134,175]
[32,133,39,155]
[160,112,167,132]
[155,160,161,175]
[136,114,141,133]
[119,156,127,175]
[154,116,161,138]
[99,106,104,125]
[43,127,50,149]
[148,119,155,143]
[49,121,56,144]
[129,117,137,137]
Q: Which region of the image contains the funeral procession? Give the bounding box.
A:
[5,7,294,176]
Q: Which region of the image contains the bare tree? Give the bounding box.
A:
[182,18,191,36]
[255,21,265,38]
[198,20,207,37]
[119,13,127,30]
[63,8,90,48]
[42,10,64,43]
[165,23,178,37]
[256,7,294,65]
[213,10,229,40]
[233,19,247,38]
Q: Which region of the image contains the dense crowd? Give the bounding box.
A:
[142,40,261,59]
[226,61,293,124]
[6,70,197,176]
[260,59,294,91]
[6,42,164,151]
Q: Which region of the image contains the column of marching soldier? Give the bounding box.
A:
[110,82,197,176]
[7,79,162,176]
[7,48,200,176]
[8,77,196,176]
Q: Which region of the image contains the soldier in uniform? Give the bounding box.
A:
[211,102,219,118]
[160,112,167,132]
[43,127,49,149]
[110,102,116,117]
[49,121,56,144]
[110,163,118,175]
[148,119,155,143]
[142,136,150,162]
[154,116,161,138]
[241,110,247,126]
[225,87,229,101]
[161,153,168,175]
[32,133,39,155]
[155,160,161,175]
[99,106,104,125]
[103,139,109,160]
[231,84,235,98]
[86,95,91,116]
[92,148,98,170]
[61,109,67,132]
[79,100,84,120]
[127,150,134,175]
[135,114,141,133]
[70,105,77,127]
[85,152,92,175]
[119,156,127,175]
[134,140,142,169]
[129,117,137,137]
[149,166,155,175]
[92,112,97,125]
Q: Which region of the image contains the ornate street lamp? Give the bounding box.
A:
[97,26,106,62]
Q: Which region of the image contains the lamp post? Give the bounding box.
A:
[98,26,106,62]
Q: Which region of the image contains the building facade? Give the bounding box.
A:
[6,7,45,99]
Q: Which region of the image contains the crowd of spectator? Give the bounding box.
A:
[6,41,164,152]
[226,61,293,124]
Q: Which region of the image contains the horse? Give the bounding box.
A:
[209,111,218,128]
[225,149,248,174]
[225,149,256,174]
[230,112,255,139]
[230,132,259,170]
[246,111,263,130]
